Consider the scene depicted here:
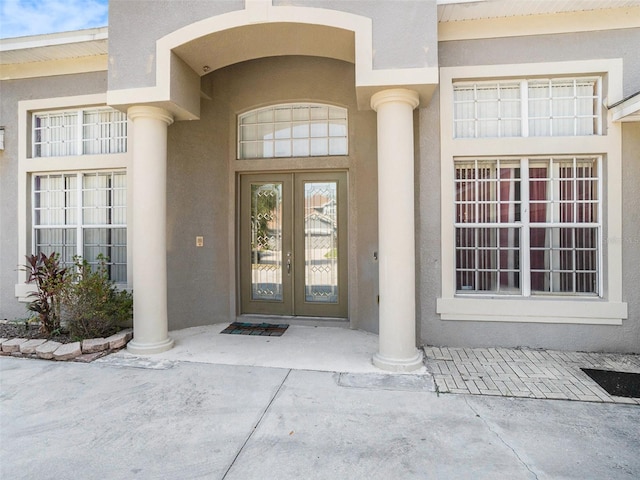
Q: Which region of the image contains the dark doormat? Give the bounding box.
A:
[581,368,640,398]
[221,322,289,337]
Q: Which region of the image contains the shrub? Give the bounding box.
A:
[22,253,70,335]
[64,255,133,340]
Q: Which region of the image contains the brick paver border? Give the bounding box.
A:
[423,346,640,405]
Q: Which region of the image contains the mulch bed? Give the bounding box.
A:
[0,321,73,344]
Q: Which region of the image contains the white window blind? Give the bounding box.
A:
[33,108,127,157]
[33,171,127,283]
[453,77,600,139]
[238,103,348,159]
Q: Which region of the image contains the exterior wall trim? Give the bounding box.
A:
[107,1,438,117]
[0,55,108,80]
[437,298,627,325]
[439,6,640,41]
[14,94,133,300]
[611,92,640,122]
[438,58,627,325]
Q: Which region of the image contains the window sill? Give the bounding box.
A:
[436,297,627,325]
[15,283,36,303]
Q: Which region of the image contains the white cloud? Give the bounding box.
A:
[0,0,109,39]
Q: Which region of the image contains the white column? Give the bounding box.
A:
[370,89,423,372]
[127,106,175,354]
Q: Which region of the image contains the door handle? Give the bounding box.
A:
[286,252,292,274]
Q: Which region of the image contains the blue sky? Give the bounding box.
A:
[0,0,109,39]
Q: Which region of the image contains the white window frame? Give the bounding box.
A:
[453,77,602,139]
[31,170,128,284]
[33,106,127,158]
[454,155,602,297]
[16,94,132,301]
[237,103,348,159]
[438,59,627,325]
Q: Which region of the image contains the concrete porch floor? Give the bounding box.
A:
[112,323,394,374]
[100,323,640,404]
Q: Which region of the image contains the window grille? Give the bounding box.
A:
[453,77,600,139]
[238,103,348,159]
[454,157,600,296]
[33,171,127,283]
[33,108,127,157]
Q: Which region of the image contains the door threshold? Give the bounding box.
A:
[237,314,350,329]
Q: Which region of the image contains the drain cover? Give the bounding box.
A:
[581,368,640,398]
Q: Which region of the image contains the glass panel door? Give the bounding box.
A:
[240,172,347,318]
[240,174,293,315]
[294,172,347,317]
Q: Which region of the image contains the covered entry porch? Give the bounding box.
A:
[107,1,438,371]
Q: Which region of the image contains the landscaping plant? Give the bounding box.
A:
[22,252,70,335]
[64,255,133,340]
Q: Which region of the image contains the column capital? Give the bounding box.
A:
[370,88,420,112]
[127,105,174,126]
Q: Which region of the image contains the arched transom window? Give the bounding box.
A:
[238,103,348,159]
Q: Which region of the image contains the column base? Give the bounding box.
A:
[127,336,174,355]
[372,349,424,372]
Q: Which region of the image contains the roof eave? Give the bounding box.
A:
[610,92,640,123]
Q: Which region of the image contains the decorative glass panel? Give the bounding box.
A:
[239,103,348,159]
[304,181,339,303]
[250,183,283,301]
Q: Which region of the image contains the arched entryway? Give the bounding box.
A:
[109,1,434,371]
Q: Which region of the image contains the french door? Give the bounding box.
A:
[239,172,347,317]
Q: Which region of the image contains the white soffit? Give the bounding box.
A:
[0,27,108,65]
[438,0,640,22]
[610,92,640,122]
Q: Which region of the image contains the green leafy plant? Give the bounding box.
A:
[64,255,133,340]
[22,253,70,335]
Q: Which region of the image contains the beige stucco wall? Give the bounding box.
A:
[165,56,380,332]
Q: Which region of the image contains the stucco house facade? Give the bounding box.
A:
[1,0,639,371]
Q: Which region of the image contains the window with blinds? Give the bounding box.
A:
[33,108,127,157]
[33,171,127,283]
[453,77,600,139]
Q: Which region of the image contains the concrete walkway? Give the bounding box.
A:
[2,324,639,479]
[2,353,639,479]
[100,324,639,405]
